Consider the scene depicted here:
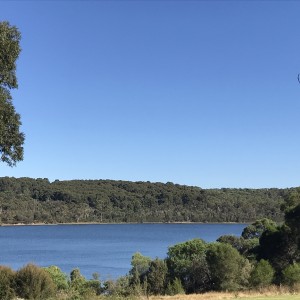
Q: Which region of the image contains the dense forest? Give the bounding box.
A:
[0,177,295,224]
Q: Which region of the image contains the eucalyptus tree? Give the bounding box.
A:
[166,238,210,293]
[0,21,24,166]
[206,242,251,291]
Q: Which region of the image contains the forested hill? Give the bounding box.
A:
[0,177,294,224]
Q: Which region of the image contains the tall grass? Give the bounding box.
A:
[149,286,300,300]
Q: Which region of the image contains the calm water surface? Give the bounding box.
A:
[0,223,246,279]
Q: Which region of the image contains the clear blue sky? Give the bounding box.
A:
[1,1,300,188]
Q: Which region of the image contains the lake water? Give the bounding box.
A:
[0,223,247,279]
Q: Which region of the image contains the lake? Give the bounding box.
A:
[0,223,247,279]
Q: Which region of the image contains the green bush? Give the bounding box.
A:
[282,263,300,287]
[129,252,151,279]
[242,219,277,240]
[166,277,185,296]
[15,263,56,300]
[167,238,209,293]
[85,279,102,296]
[69,268,100,300]
[206,242,251,291]
[44,265,68,290]
[146,258,168,295]
[103,276,137,298]
[249,259,274,288]
[0,266,16,300]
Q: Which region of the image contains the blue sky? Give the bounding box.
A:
[1,1,300,188]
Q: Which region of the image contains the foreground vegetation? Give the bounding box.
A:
[0,177,293,224]
[2,262,300,300]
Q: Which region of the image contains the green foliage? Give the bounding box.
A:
[0,21,24,166]
[70,268,84,283]
[242,218,277,240]
[206,242,251,291]
[285,204,300,234]
[15,263,56,300]
[44,265,68,290]
[70,268,88,296]
[128,252,151,296]
[217,235,259,261]
[145,258,168,295]
[217,235,244,251]
[69,268,100,299]
[165,277,185,296]
[0,266,16,300]
[130,252,151,278]
[103,276,137,298]
[0,21,20,89]
[0,74,24,167]
[258,225,300,274]
[282,263,300,287]
[0,177,287,224]
[167,238,209,293]
[249,259,274,288]
[282,188,300,211]
[85,278,102,296]
[240,238,260,260]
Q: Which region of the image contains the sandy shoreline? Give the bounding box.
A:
[0,221,249,227]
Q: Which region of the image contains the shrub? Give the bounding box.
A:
[15,263,56,300]
[282,263,300,287]
[166,277,185,296]
[103,275,136,298]
[167,238,209,293]
[44,265,68,290]
[0,266,16,300]
[129,252,151,281]
[69,268,100,300]
[85,275,102,296]
[146,258,167,295]
[206,242,251,291]
[242,219,277,240]
[249,259,274,288]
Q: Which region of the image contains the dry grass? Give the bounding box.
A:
[149,292,235,300]
[149,294,300,300]
[148,286,300,300]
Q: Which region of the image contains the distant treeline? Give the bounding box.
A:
[0,177,294,224]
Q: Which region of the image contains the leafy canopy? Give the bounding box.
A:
[0,21,24,166]
[167,238,209,293]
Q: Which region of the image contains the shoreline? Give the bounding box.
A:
[0,221,250,227]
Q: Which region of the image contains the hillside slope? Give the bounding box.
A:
[0,177,291,224]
